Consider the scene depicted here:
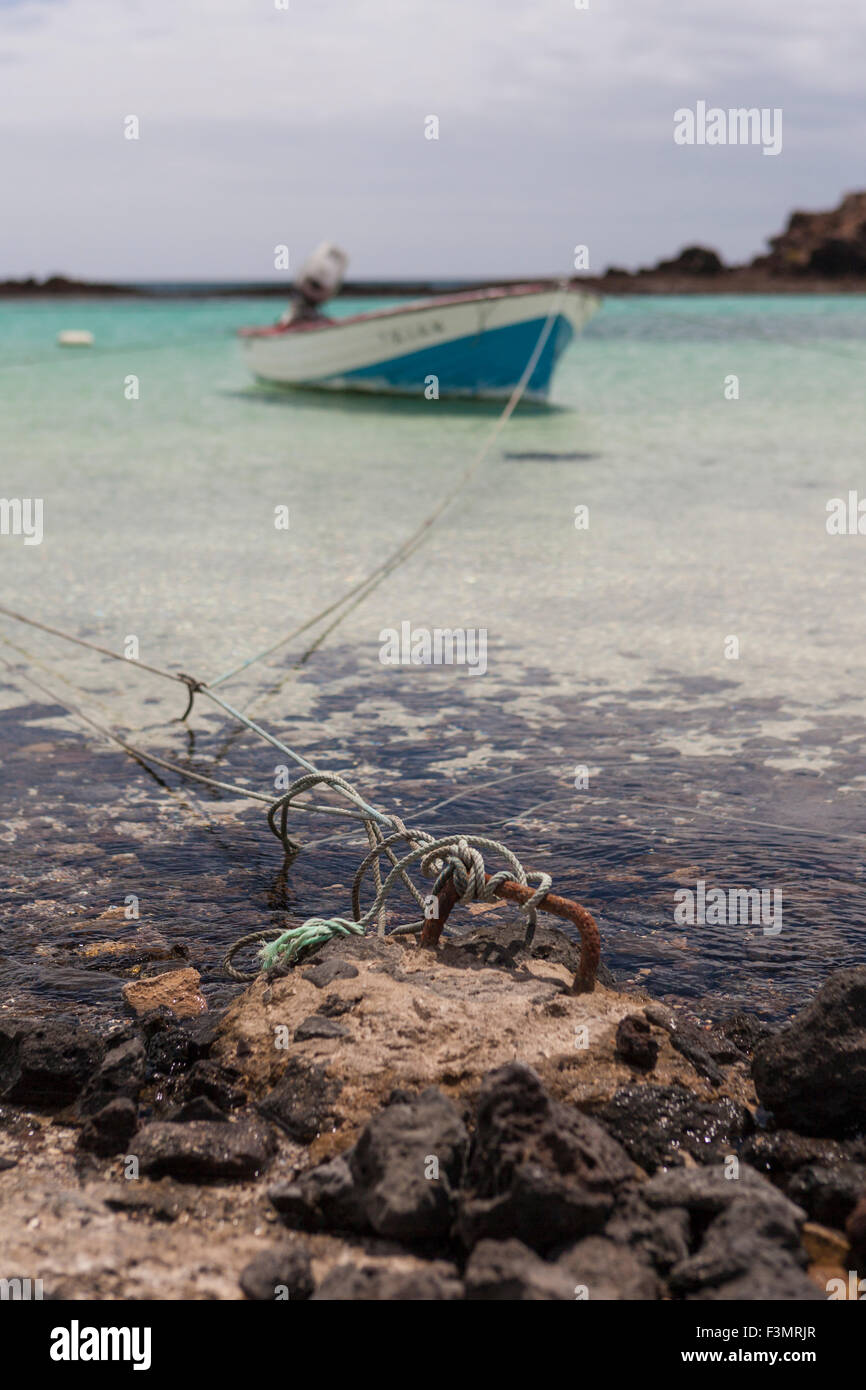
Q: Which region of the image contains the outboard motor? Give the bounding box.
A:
[281,243,349,323]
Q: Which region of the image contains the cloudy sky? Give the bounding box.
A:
[1,0,864,280]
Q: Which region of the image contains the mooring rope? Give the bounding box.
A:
[0,282,589,983]
[224,829,552,981]
[209,280,570,693]
[2,647,557,982]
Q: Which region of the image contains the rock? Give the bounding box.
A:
[644,1010,728,1083]
[0,1157,18,1172]
[96,1037,146,1094]
[641,1161,822,1298]
[752,967,866,1135]
[257,1058,342,1143]
[78,931,188,976]
[643,1005,738,1079]
[786,1163,866,1229]
[757,192,866,277]
[213,925,683,1129]
[597,1085,753,1173]
[77,1098,138,1156]
[686,1260,825,1301]
[654,245,726,276]
[642,1161,806,1226]
[78,1037,146,1115]
[801,1221,850,1268]
[604,1191,691,1271]
[464,1238,575,1300]
[558,1235,662,1300]
[349,1088,468,1240]
[169,1059,245,1114]
[457,1063,636,1253]
[614,1015,658,1071]
[669,1198,821,1301]
[302,959,359,988]
[740,1129,865,1176]
[122,967,207,1020]
[141,1012,201,1075]
[293,1015,349,1042]
[269,1155,366,1233]
[239,1243,314,1301]
[132,1118,275,1182]
[311,1261,463,1300]
[719,1011,774,1057]
[318,993,360,1019]
[845,1195,866,1265]
[0,1017,101,1108]
[174,1096,227,1123]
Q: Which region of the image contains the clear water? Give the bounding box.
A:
[2,293,865,1024]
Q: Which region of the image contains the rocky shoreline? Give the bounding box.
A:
[1,924,864,1301]
[6,193,866,300]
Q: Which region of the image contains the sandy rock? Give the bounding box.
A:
[213,928,752,1140]
[801,1221,850,1268]
[122,967,207,1020]
[0,1121,283,1299]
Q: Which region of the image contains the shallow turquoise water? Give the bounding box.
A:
[1,293,865,1022]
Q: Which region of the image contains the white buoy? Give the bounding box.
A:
[57,330,94,347]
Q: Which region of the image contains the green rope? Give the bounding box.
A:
[258,917,365,971]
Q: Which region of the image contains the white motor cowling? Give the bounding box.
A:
[294,242,348,309]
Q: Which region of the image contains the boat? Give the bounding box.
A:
[239,243,600,401]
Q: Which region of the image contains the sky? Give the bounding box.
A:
[1,0,865,280]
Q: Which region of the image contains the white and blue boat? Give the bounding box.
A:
[240,244,599,402]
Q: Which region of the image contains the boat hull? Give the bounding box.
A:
[240,285,599,401]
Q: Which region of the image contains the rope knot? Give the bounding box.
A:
[178,673,207,722]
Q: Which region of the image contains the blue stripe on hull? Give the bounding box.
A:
[314,314,574,398]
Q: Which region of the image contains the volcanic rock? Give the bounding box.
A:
[457,1063,637,1252]
[239,1242,314,1301]
[0,1017,101,1109]
[463,1238,575,1300]
[133,1117,275,1182]
[752,967,866,1135]
[597,1084,753,1172]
